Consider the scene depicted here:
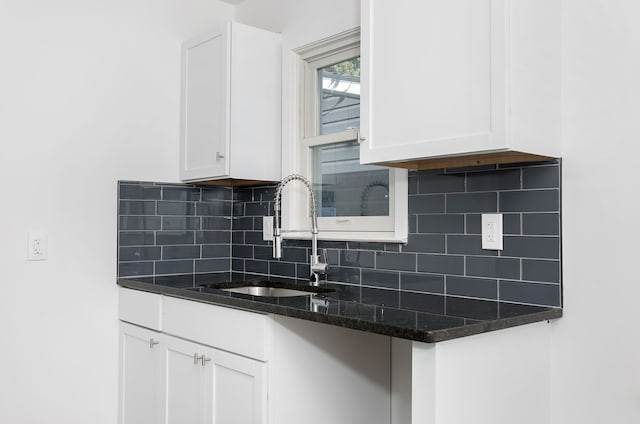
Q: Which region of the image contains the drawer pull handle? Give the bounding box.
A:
[149,339,159,349]
[194,353,203,365]
[201,355,211,366]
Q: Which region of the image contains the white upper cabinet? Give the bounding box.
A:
[180,22,282,183]
[360,0,561,168]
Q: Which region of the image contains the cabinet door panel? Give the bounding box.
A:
[212,350,266,424]
[361,0,507,163]
[119,323,162,424]
[181,27,230,180]
[164,336,206,424]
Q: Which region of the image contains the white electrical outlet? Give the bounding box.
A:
[27,231,48,261]
[262,216,274,241]
[481,214,503,250]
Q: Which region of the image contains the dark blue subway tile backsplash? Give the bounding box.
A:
[117,160,562,307]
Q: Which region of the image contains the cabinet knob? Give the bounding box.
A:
[149,339,159,349]
[216,152,225,160]
[201,355,211,366]
[194,353,203,365]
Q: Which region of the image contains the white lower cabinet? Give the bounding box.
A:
[119,322,163,424]
[164,335,266,424]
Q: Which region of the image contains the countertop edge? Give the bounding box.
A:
[117,279,562,343]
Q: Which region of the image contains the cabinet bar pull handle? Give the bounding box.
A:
[201,355,211,366]
[216,152,225,160]
[149,338,159,349]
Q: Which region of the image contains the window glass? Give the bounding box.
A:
[311,140,389,217]
[318,58,361,135]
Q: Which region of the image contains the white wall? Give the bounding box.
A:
[553,1,640,422]
[0,1,232,422]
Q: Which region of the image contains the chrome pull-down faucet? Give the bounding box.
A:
[272,174,329,285]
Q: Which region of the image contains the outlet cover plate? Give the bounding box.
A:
[481,214,503,250]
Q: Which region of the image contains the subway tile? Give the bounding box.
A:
[245,202,270,216]
[400,272,445,294]
[282,247,308,263]
[201,187,232,201]
[417,214,464,234]
[245,259,269,275]
[340,250,375,268]
[347,242,386,251]
[156,231,194,245]
[196,201,232,216]
[233,202,245,216]
[446,297,497,321]
[119,246,161,262]
[417,171,465,194]
[384,243,401,252]
[119,184,162,200]
[447,192,497,213]
[231,244,253,259]
[155,260,194,275]
[253,186,276,202]
[119,200,155,215]
[375,252,416,272]
[318,241,348,250]
[232,259,245,272]
[466,169,521,192]
[502,236,560,259]
[155,274,196,288]
[362,287,399,308]
[233,187,253,202]
[296,264,311,280]
[500,190,559,212]
[270,261,296,278]
[253,246,272,260]
[446,235,497,256]
[522,213,560,235]
[403,234,446,254]
[232,217,254,231]
[119,231,155,246]
[326,249,340,266]
[162,245,200,260]
[499,280,561,307]
[327,266,361,285]
[232,231,244,244]
[408,175,418,195]
[466,256,520,279]
[195,258,230,273]
[408,194,446,214]
[408,215,417,234]
[446,276,498,300]
[523,165,560,189]
[162,216,200,230]
[195,231,230,245]
[244,231,268,245]
[202,217,231,231]
[254,217,264,230]
[417,254,464,275]
[119,262,154,277]
[119,216,161,230]
[157,201,195,216]
[399,291,445,315]
[522,259,561,283]
[202,245,230,258]
[362,269,400,289]
[162,187,201,201]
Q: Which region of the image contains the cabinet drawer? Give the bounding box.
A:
[119,288,162,331]
[163,296,271,361]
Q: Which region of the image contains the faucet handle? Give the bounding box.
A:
[321,248,329,269]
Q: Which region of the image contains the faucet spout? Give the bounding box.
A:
[272,174,329,285]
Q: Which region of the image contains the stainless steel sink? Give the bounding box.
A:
[221,286,315,297]
[197,280,334,298]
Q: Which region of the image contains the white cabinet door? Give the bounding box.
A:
[211,350,266,424]
[360,0,560,166]
[180,26,230,181]
[119,322,163,424]
[164,335,208,424]
[180,22,281,183]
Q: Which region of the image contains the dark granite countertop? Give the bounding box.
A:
[117,272,562,343]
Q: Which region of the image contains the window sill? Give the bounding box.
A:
[281,231,407,244]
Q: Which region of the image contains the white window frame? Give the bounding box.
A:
[281,28,407,243]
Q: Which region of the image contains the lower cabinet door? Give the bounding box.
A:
[164,335,208,424]
[119,322,163,424]
[210,349,267,424]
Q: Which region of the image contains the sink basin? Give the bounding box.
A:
[197,280,334,298]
